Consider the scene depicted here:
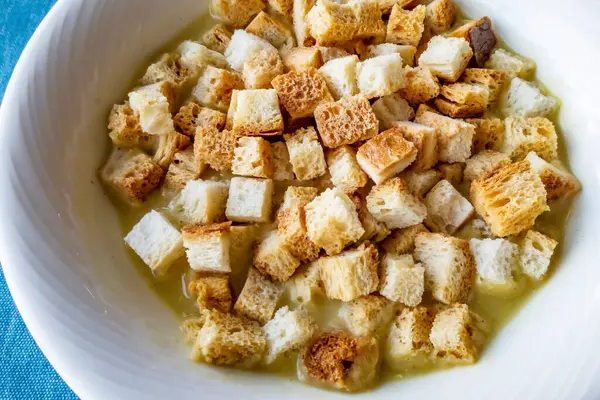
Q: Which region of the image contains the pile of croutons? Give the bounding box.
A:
[100,0,581,392]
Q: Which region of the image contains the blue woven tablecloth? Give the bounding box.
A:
[0,0,77,398]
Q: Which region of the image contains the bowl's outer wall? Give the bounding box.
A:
[0,0,599,399]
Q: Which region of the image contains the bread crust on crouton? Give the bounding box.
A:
[393,121,438,172]
[108,103,145,147]
[202,24,232,54]
[232,136,274,178]
[466,117,505,153]
[254,231,301,281]
[234,267,284,324]
[381,224,429,255]
[194,127,238,173]
[430,303,479,363]
[210,0,265,28]
[398,66,440,105]
[272,68,333,119]
[386,5,426,47]
[188,275,233,313]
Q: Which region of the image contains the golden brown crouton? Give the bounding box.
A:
[466,117,505,152]
[246,11,295,51]
[434,82,489,118]
[194,127,238,173]
[271,68,333,120]
[192,66,244,112]
[386,4,426,47]
[461,68,506,104]
[254,230,301,281]
[210,0,265,28]
[393,121,438,172]
[314,94,379,148]
[108,103,144,147]
[202,24,232,54]
[525,152,581,201]
[231,89,285,135]
[234,267,284,324]
[464,150,511,182]
[451,17,496,67]
[381,224,429,255]
[470,160,549,237]
[139,53,194,95]
[350,1,386,41]
[429,303,479,363]
[162,148,203,193]
[182,222,232,273]
[414,111,475,163]
[268,0,293,18]
[282,47,323,72]
[398,66,441,105]
[306,0,358,46]
[174,102,227,137]
[339,295,394,336]
[501,115,558,161]
[425,0,456,34]
[385,306,434,371]
[188,275,233,313]
[318,46,352,63]
[232,137,274,178]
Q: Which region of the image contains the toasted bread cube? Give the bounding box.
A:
[351,0,386,40]
[501,115,558,161]
[392,121,438,171]
[366,178,427,229]
[272,68,333,119]
[226,177,274,223]
[466,117,505,152]
[167,179,229,225]
[202,24,233,54]
[128,82,174,135]
[363,43,417,66]
[246,11,294,51]
[286,262,323,306]
[107,103,144,147]
[318,243,379,301]
[379,254,425,306]
[375,0,419,14]
[327,146,368,193]
[139,53,194,93]
[451,17,496,67]
[243,50,285,89]
[400,170,442,197]
[194,127,238,172]
[318,55,359,100]
[231,89,284,135]
[381,223,428,255]
[225,30,273,71]
[176,40,229,71]
[282,47,323,72]
[300,333,379,392]
[502,77,558,118]
[197,106,227,131]
[398,66,440,105]
[229,225,259,294]
[485,48,536,80]
[190,309,266,367]
[356,54,405,99]
[470,160,549,237]
[418,36,473,82]
[267,0,293,18]
[469,238,518,285]
[254,230,301,281]
[235,267,284,324]
[426,0,456,34]
[125,210,183,275]
[162,148,203,193]
[264,306,317,364]
[182,222,231,273]
[525,152,581,200]
[436,162,463,187]
[435,82,489,118]
[188,275,233,312]
[518,230,557,280]
[455,217,495,240]
[318,46,352,63]
[415,111,475,163]
[372,93,415,132]
[414,232,474,304]
[387,4,426,47]
[461,68,505,104]
[271,142,295,180]
[306,0,357,46]
[464,150,511,182]
[192,66,243,113]
[305,188,365,255]
[293,0,317,47]
[100,148,164,206]
[339,295,394,336]
[385,306,433,371]
[314,94,379,148]
[351,194,391,243]
[356,128,417,184]
[174,102,226,137]
[277,186,321,262]
[284,127,327,181]
[424,180,474,234]
[152,131,192,168]
[210,0,265,28]
[430,303,482,364]
[232,137,273,178]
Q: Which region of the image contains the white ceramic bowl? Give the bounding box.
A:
[1,0,600,398]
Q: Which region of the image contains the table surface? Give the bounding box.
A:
[0,0,78,398]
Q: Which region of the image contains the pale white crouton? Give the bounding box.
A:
[502,78,558,118]
[429,304,479,364]
[167,180,229,225]
[284,127,327,181]
[518,230,557,280]
[327,146,368,193]
[232,89,284,135]
[224,30,272,71]
[464,150,511,182]
[424,180,474,234]
[128,82,174,135]
[305,188,365,255]
[235,267,284,324]
[485,48,536,80]
[501,115,558,161]
[182,222,231,273]
[232,137,273,178]
[318,55,359,100]
[379,254,425,306]
[418,35,473,82]
[363,43,417,66]
[286,262,323,307]
[293,0,316,47]
[372,93,415,131]
[124,210,184,275]
[271,142,295,181]
[264,307,317,364]
[381,223,428,255]
[338,295,394,336]
[192,66,243,112]
[356,128,418,184]
[385,306,434,371]
[366,178,427,230]
[318,243,379,301]
[414,232,474,304]
[176,40,229,71]
[254,230,301,282]
[400,170,442,197]
[226,177,274,223]
[356,54,405,99]
[525,152,581,200]
[469,238,518,284]
[392,121,438,171]
[414,111,475,163]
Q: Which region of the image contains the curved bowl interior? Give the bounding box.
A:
[1,0,600,399]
